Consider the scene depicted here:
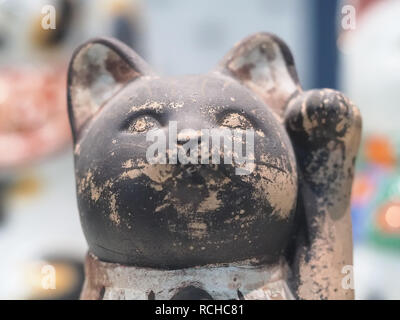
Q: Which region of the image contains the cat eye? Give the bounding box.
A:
[219,112,254,129]
[126,115,160,133]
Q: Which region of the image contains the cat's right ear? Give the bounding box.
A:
[67,37,154,142]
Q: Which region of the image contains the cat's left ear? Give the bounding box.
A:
[216,33,302,118]
[67,37,154,142]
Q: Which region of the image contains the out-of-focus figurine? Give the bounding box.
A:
[68,33,361,300]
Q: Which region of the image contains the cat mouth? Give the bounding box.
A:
[182,165,206,185]
[177,162,236,187]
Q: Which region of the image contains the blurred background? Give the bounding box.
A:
[0,0,399,299]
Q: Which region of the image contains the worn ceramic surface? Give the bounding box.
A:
[68,33,361,299]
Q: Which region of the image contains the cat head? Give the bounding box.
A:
[67,33,300,268]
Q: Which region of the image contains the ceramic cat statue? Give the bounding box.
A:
[67,32,361,300]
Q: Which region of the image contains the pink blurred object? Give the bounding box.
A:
[0,66,71,169]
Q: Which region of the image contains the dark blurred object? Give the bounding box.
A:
[311,0,339,89]
[110,0,145,55]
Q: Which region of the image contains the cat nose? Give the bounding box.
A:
[176,131,202,145]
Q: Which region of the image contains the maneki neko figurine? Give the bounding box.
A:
[67,33,361,300]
